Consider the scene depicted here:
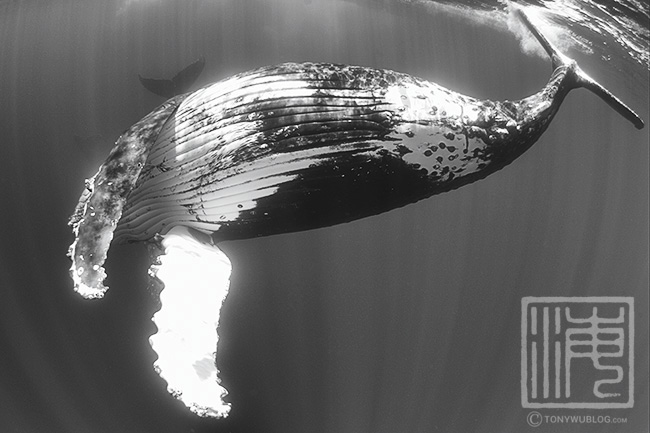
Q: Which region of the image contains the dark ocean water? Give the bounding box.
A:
[0,1,648,432]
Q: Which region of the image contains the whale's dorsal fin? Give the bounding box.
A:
[139,57,206,99]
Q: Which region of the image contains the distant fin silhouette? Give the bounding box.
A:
[139,57,206,98]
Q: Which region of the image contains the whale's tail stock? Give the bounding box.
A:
[516,8,645,130]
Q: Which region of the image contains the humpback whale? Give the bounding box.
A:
[67,10,644,417]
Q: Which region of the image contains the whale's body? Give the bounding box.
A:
[66,9,644,418]
[69,11,643,297]
[112,61,565,244]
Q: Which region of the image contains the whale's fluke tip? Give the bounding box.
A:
[514,8,565,69]
[517,8,645,130]
[573,63,645,130]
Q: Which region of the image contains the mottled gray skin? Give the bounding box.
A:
[69,13,643,295]
[108,60,582,244]
[68,96,185,297]
[65,11,644,422]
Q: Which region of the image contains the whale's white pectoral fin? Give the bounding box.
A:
[148,226,232,418]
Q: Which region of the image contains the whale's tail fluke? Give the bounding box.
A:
[516,9,644,130]
[139,57,206,99]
